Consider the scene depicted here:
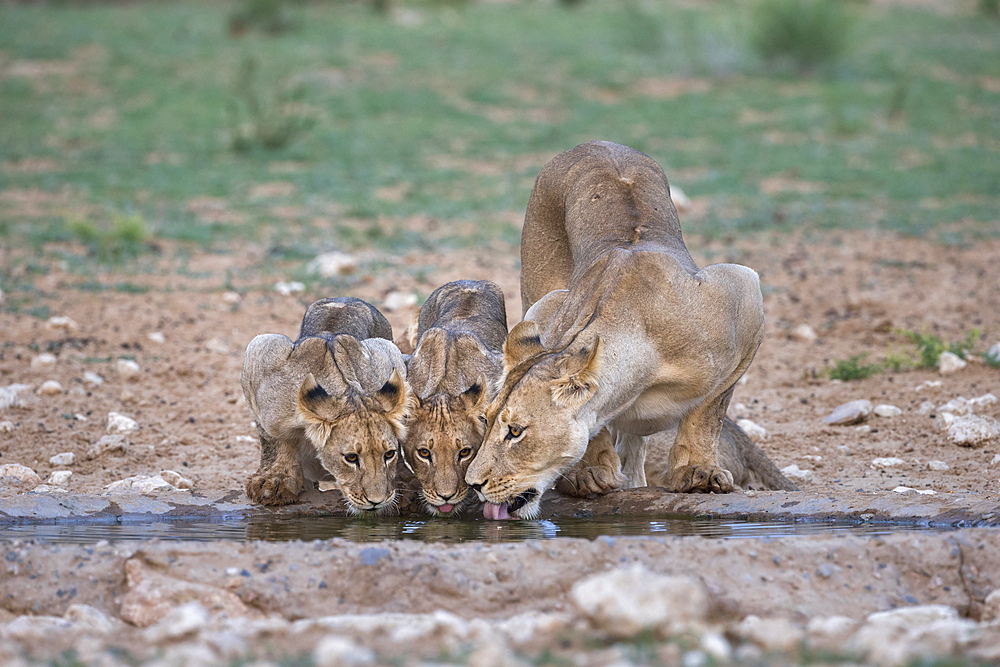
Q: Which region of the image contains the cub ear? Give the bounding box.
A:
[457,374,488,412]
[372,367,414,440]
[503,320,545,372]
[551,337,602,409]
[297,373,340,447]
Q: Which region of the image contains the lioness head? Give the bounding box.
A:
[295,337,414,515]
[466,320,601,519]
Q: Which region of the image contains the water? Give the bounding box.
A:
[0,515,963,545]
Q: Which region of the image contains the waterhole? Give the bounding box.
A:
[0,515,962,545]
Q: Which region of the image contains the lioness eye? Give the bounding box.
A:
[506,425,523,440]
[458,447,472,459]
[344,453,359,464]
[384,450,395,462]
[417,448,431,460]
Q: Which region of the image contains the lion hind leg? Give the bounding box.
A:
[615,431,648,489]
[245,430,305,505]
[555,428,624,498]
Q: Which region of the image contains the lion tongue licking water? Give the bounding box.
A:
[483,502,511,520]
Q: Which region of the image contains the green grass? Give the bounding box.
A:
[828,353,883,381]
[0,0,998,268]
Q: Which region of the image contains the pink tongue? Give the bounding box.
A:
[484,501,511,520]
[437,503,454,513]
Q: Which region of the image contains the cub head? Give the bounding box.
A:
[296,336,414,515]
[465,320,602,520]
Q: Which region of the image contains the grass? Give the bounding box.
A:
[828,353,883,381]
[828,329,989,379]
[0,0,998,271]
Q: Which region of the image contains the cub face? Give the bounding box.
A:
[402,384,486,516]
[297,372,411,515]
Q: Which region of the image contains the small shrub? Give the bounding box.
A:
[228,57,315,152]
[880,351,914,373]
[901,329,981,368]
[228,0,297,36]
[69,215,152,263]
[828,353,882,381]
[750,0,853,72]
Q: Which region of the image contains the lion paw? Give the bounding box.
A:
[245,471,302,505]
[556,464,623,498]
[666,465,734,494]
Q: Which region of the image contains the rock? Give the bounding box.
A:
[569,564,708,638]
[273,281,305,296]
[46,470,72,486]
[115,358,142,381]
[83,371,104,388]
[222,291,242,304]
[64,604,120,634]
[313,635,376,667]
[46,316,79,332]
[987,342,1000,365]
[790,323,818,342]
[0,383,31,409]
[31,483,68,494]
[36,380,63,395]
[0,463,42,490]
[30,353,58,370]
[205,338,230,354]
[935,395,997,416]
[147,331,165,344]
[0,421,13,434]
[970,393,999,407]
[983,589,1000,623]
[991,454,1000,467]
[850,605,979,666]
[867,605,958,627]
[913,380,943,391]
[938,351,966,374]
[871,457,906,468]
[307,251,357,278]
[144,602,209,642]
[917,401,936,415]
[736,419,769,441]
[892,486,935,495]
[873,404,902,418]
[927,460,950,471]
[806,615,857,638]
[736,615,805,652]
[382,291,417,312]
[86,434,128,459]
[700,632,732,662]
[1,615,77,641]
[780,464,813,482]
[947,415,1000,448]
[855,424,871,433]
[107,411,139,433]
[104,474,187,495]
[822,399,872,425]
[160,469,194,490]
[49,452,75,466]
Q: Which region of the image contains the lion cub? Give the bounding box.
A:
[403,280,508,515]
[241,297,413,513]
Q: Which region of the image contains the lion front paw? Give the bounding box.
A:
[245,471,303,505]
[556,464,624,498]
[666,465,734,494]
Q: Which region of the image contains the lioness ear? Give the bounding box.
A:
[297,373,339,447]
[372,367,414,440]
[504,320,545,372]
[551,338,602,409]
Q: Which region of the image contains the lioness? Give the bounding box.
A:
[467,141,765,519]
[403,280,508,515]
[241,297,412,513]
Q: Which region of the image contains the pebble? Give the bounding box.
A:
[873,404,902,418]
[780,464,813,481]
[205,338,230,354]
[87,434,128,459]
[49,452,75,466]
[836,444,851,456]
[83,371,104,388]
[36,380,63,395]
[736,418,769,441]
[274,281,305,296]
[870,457,906,468]
[913,380,942,391]
[30,353,58,370]
[160,469,194,490]
[736,615,805,653]
[104,474,183,494]
[313,635,376,667]
[946,414,1000,448]
[46,315,79,332]
[0,463,42,489]
[892,486,936,495]
[107,412,138,434]
[927,460,950,471]
[147,331,165,344]
[307,251,357,278]
[0,383,31,409]
[790,323,818,342]
[46,470,72,486]
[0,420,14,433]
[937,351,966,374]
[383,291,418,312]
[806,615,857,637]
[222,291,242,304]
[822,399,872,425]
[987,342,1000,364]
[855,424,871,433]
[115,358,142,381]
[990,454,1000,467]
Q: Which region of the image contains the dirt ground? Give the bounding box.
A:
[1,228,998,501]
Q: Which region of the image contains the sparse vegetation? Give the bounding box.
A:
[749,0,853,71]
[68,215,154,263]
[901,329,981,368]
[828,353,883,381]
[227,56,316,152]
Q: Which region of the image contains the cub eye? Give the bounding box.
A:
[505,425,524,440]
[417,448,431,460]
[458,447,473,460]
[344,453,359,464]
[384,450,396,462]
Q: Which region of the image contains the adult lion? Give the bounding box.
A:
[403,280,508,515]
[241,297,412,512]
[467,141,765,519]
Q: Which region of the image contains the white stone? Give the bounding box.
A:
[917,401,936,415]
[30,353,58,369]
[307,251,356,278]
[927,460,950,471]
[86,434,128,459]
[947,414,1000,448]
[36,380,63,396]
[64,604,120,634]
[31,483,68,494]
[273,281,305,296]
[983,589,1000,623]
[382,291,417,312]
[867,605,958,627]
[791,323,818,342]
[871,457,906,469]
[700,631,732,662]
[806,615,857,637]
[46,470,72,487]
[970,393,999,408]
[987,342,1000,364]
[222,291,242,304]
[83,371,104,388]
[938,351,966,374]
[570,564,708,638]
[822,399,872,425]
[115,358,142,381]
[914,380,943,391]
[46,316,79,332]
[855,424,871,433]
[874,404,902,418]
[48,452,74,466]
[2,615,77,640]
[892,486,935,495]
[780,464,813,481]
[147,331,165,344]
[0,463,42,489]
[107,411,138,433]
[160,469,193,490]
[736,419,769,441]
[850,606,978,666]
[0,421,13,433]
[104,474,179,495]
[205,338,230,354]
[938,412,957,428]
[313,635,375,667]
[990,454,1000,466]
[144,602,208,642]
[73,413,87,421]
[736,615,805,652]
